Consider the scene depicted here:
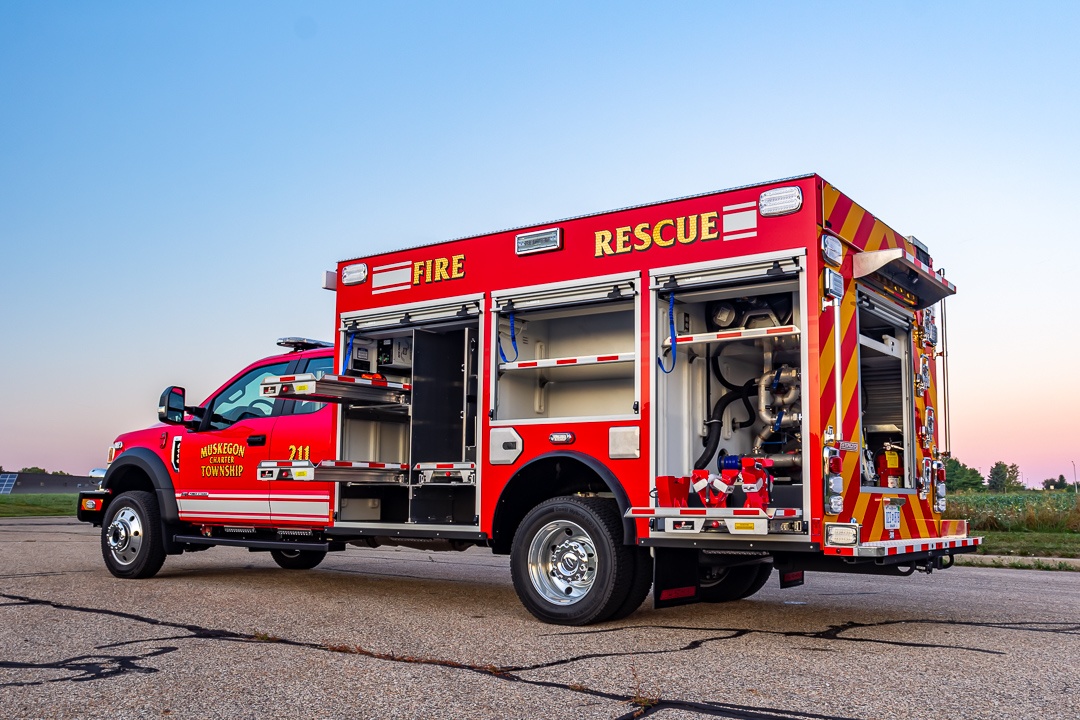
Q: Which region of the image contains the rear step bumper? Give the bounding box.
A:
[173,535,345,552]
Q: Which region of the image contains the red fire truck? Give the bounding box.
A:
[79,174,980,625]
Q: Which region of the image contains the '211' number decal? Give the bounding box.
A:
[288,445,311,461]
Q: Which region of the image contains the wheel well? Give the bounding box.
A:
[105,465,156,498]
[490,453,632,554]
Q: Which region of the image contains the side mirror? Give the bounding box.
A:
[158,386,187,424]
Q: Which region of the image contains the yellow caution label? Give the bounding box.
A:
[734,522,756,531]
[296,384,310,392]
[885,451,899,469]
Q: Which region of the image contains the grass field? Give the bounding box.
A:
[0,493,78,517]
[945,491,1080,532]
[975,530,1080,558]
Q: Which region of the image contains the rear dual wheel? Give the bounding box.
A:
[699,562,773,602]
[511,496,650,625]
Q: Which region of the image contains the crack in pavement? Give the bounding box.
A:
[542,616,1080,663]
[13,592,1074,717]
[0,592,864,719]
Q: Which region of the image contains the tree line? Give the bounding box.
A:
[946,457,1077,492]
[0,466,72,475]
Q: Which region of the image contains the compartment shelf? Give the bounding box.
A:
[261,373,411,406]
[499,353,636,383]
[499,352,635,371]
[661,325,800,348]
[257,460,409,484]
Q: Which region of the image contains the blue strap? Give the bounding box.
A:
[498,312,519,363]
[657,294,677,374]
[343,333,354,374]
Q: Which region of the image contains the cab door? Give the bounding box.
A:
[176,360,291,525]
[268,355,335,526]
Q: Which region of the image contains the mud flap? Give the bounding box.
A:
[652,547,700,609]
[779,569,805,589]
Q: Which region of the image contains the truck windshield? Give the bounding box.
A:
[208,362,289,430]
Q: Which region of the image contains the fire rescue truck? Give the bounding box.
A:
[78,174,980,625]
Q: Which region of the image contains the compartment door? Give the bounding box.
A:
[411,329,466,463]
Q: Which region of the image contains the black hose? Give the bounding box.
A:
[710,347,742,391]
[694,380,757,470]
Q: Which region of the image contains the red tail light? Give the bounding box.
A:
[937,468,946,483]
[828,455,842,474]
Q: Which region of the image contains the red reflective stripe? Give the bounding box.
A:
[659,586,696,601]
[636,509,656,516]
[517,361,538,368]
[597,355,620,362]
[555,358,577,365]
[680,509,707,516]
[766,326,792,334]
[279,376,296,382]
[715,331,741,339]
[732,509,758,516]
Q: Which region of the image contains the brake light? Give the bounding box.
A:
[936,468,946,483]
[828,455,843,474]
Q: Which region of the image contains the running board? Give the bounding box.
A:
[173,535,345,552]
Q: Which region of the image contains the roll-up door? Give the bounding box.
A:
[649,251,804,292]
[491,273,638,313]
[341,294,482,333]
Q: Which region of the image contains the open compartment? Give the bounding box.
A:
[494,297,637,421]
[652,262,807,528]
[856,290,915,491]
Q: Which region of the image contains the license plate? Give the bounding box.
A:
[884,504,901,530]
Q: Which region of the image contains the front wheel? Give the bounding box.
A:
[101,491,167,579]
[270,549,326,570]
[510,496,635,625]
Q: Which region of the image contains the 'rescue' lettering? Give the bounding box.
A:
[413,254,465,286]
[595,212,721,257]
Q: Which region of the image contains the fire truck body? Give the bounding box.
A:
[80,174,979,625]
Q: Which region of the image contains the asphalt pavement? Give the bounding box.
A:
[1,517,1077,720]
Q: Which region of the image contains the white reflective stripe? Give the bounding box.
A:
[270,501,330,516]
[722,210,756,233]
[372,260,411,272]
[177,499,270,514]
[722,201,757,212]
[372,265,412,289]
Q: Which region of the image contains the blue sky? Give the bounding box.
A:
[1,2,1078,484]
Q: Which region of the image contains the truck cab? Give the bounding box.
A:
[79,338,336,577]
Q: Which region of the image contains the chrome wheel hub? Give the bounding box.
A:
[527,520,597,606]
[106,507,144,566]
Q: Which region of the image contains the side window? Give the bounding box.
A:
[291,356,334,416]
[208,362,290,430]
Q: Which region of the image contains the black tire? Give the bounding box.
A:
[270,549,327,570]
[607,546,654,621]
[699,562,769,603]
[510,496,635,626]
[737,563,773,600]
[101,490,167,579]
